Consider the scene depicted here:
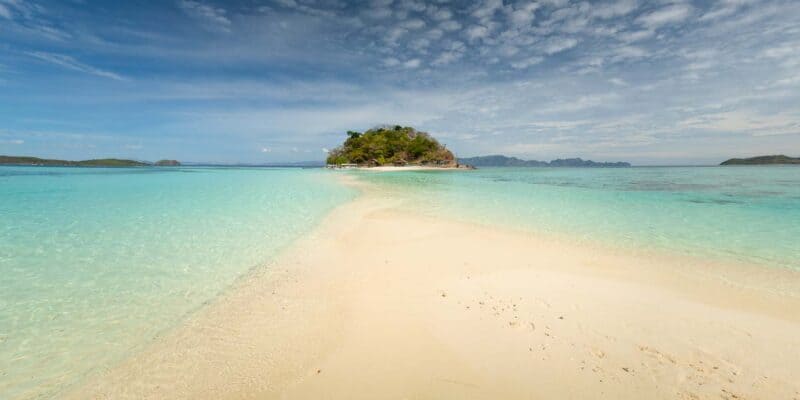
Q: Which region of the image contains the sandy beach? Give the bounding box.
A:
[68,176,800,400]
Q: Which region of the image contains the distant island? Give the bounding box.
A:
[0,155,181,167]
[154,159,181,166]
[458,155,631,168]
[720,155,800,165]
[326,125,461,167]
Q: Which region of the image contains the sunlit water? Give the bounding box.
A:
[2,165,799,399]
[356,166,800,270]
[0,166,354,399]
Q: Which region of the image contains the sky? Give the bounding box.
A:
[1,0,799,165]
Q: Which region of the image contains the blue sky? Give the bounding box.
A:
[1,0,799,164]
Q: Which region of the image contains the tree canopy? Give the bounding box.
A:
[326,125,455,166]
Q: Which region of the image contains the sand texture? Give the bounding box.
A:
[68,177,800,400]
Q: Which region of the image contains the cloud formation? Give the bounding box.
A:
[0,0,799,164]
[25,52,126,81]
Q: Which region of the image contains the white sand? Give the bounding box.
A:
[351,165,465,172]
[69,176,800,399]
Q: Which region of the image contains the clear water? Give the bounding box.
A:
[356,166,800,270]
[0,166,354,399]
[2,165,799,399]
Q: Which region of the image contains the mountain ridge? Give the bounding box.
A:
[458,155,631,167]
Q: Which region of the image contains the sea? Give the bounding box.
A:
[1,165,798,398]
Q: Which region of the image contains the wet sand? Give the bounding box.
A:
[69,177,800,399]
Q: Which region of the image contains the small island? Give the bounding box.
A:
[326,125,467,168]
[0,155,179,167]
[720,155,800,165]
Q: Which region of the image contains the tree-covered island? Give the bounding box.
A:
[326,125,460,167]
[720,155,800,165]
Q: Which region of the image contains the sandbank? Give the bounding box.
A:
[68,175,800,399]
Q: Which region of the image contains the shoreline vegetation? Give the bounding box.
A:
[325,125,473,169]
[720,154,800,165]
[66,173,800,399]
[0,155,181,167]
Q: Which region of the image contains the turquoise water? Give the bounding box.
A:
[0,166,354,399]
[2,165,799,398]
[356,166,800,270]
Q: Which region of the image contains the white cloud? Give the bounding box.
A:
[617,29,654,43]
[432,51,463,66]
[178,0,232,32]
[261,147,272,153]
[636,4,693,29]
[383,57,400,67]
[608,77,628,86]
[440,20,462,32]
[511,56,543,69]
[591,0,638,19]
[0,4,11,19]
[429,8,452,21]
[25,52,126,81]
[361,7,392,19]
[471,0,503,20]
[699,0,755,21]
[0,139,24,144]
[507,3,539,27]
[680,110,800,136]
[403,58,421,68]
[542,37,579,54]
[465,25,490,41]
[426,28,444,40]
[612,45,648,60]
[400,18,425,30]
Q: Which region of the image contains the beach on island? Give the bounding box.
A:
[66,174,800,400]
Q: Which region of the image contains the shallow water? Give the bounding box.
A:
[356,166,800,271]
[0,166,353,399]
[2,165,799,398]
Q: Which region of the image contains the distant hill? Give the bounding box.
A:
[1,155,159,167]
[458,155,630,168]
[457,155,548,167]
[154,159,181,166]
[720,155,800,165]
[326,125,456,167]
